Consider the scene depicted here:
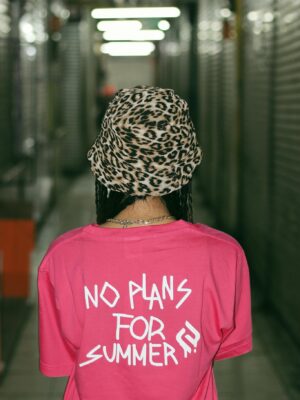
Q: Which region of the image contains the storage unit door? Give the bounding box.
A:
[270,0,300,344]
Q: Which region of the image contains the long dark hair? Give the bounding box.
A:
[95,178,194,225]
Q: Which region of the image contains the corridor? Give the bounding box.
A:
[0,0,300,399]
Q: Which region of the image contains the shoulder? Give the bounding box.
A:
[47,225,85,252]
[194,222,241,247]
[189,223,249,282]
[38,225,87,271]
[189,222,244,254]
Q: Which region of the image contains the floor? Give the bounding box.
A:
[0,170,296,399]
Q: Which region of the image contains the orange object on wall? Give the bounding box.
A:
[0,219,35,298]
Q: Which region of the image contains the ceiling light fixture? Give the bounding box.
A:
[100,41,155,56]
[103,29,165,41]
[91,7,181,19]
[97,20,142,31]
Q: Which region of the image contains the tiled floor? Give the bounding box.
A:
[0,171,295,399]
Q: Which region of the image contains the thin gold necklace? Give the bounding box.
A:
[106,215,176,228]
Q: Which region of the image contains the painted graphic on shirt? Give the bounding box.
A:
[79,273,200,367]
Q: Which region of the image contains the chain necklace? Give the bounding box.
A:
[106,215,176,228]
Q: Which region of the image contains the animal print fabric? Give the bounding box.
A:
[87,85,203,196]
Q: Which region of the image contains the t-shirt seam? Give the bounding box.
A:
[214,342,252,360]
[216,334,252,357]
[193,223,243,254]
[40,360,74,369]
[38,228,86,270]
[45,222,242,254]
[82,223,191,240]
[41,224,189,261]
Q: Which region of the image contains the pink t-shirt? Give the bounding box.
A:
[37,219,252,400]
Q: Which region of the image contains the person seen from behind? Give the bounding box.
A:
[37,85,253,400]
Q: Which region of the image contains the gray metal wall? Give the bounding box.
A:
[197,0,239,232]
[0,1,97,223]
[240,0,274,293]
[157,5,193,102]
[241,0,300,343]
[61,22,85,172]
[0,1,14,170]
[269,0,300,340]
[61,12,96,173]
[194,0,300,346]
[0,0,51,220]
[19,0,52,220]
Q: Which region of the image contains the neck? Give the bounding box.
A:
[113,196,172,220]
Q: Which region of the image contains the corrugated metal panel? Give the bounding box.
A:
[218,22,238,232]
[197,0,238,231]
[163,17,179,93]
[270,0,300,341]
[61,22,85,172]
[241,0,300,346]
[20,42,36,156]
[157,33,174,89]
[209,15,222,211]
[10,1,23,161]
[23,0,53,221]
[81,8,97,149]
[240,0,274,287]
[19,0,49,165]
[158,10,191,99]
[178,7,191,101]
[35,41,48,157]
[197,0,213,197]
[0,1,13,170]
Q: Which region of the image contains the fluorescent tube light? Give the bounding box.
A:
[91,7,181,19]
[103,29,165,41]
[101,41,155,56]
[104,49,153,56]
[97,20,142,31]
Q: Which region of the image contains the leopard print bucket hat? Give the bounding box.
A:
[87,85,203,197]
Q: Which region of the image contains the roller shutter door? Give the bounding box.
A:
[197,0,215,200]
[61,22,85,172]
[270,0,300,342]
[0,1,13,170]
[218,17,238,232]
[240,0,274,287]
[197,0,239,231]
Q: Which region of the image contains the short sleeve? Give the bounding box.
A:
[214,246,253,361]
[37,259,75,377]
